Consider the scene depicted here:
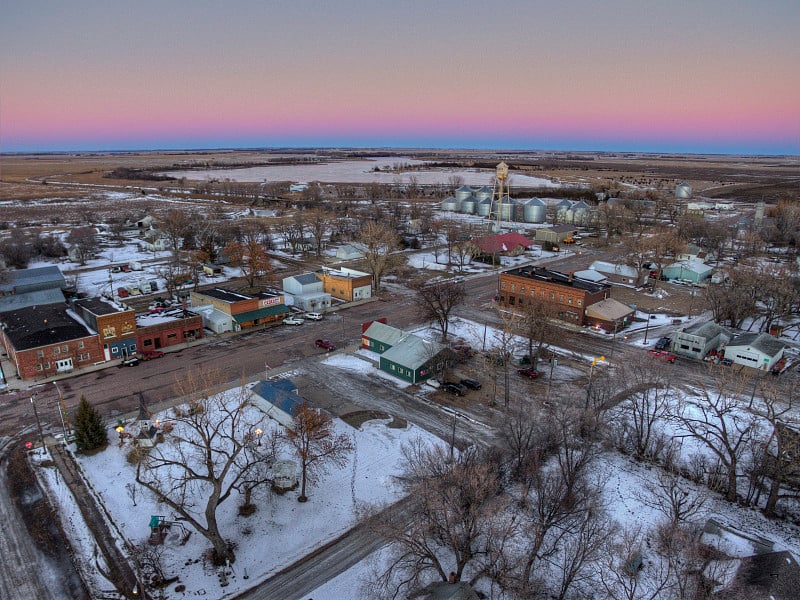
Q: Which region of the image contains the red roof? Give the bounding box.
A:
[472,232,535,254]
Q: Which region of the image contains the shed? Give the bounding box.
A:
[662,260,713,283]
[723,332,786,371]
[672,321,733,360]
[584,298,635,332]
[194,305,234,334]
[249,379,308,427]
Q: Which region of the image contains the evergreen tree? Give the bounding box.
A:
[74,395,107,452]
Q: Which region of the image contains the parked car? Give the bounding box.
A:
[306,312,324,321]
[424,378,441,389]
[720,358,733,366]
[282,316,304,326]
[460,378,482,390]
[118,356,140,368]
[647,349,676,363]
[654,337,671,351]
[442,382,468,396]
[517,367,539,379]
[315,339,336,351]
[139,350,164,361]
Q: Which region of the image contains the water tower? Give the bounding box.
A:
[489,162,509,231]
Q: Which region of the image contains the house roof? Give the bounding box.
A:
[472,232,534,254]
[381,335,445,370]
[193,288,255,303]
[726,332,786,358]
[290,273,322,285]
[232,304,289,323]
[0,303,95,350]
[573,269,607,283]
[585,297,635,321]
[0,265,65,293]
[589,261,642,279]
[714,551,800,600]
[0,288,65,313]
[363,321,407,347]
[682,320,732,340]
[667,260,713,275]
[250,379,307,418]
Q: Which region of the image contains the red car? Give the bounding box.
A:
[517,367,539,379]
[647,349,676,363]
[140,350,164,361]
[315,339,336,351]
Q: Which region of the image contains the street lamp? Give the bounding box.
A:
[255,428,263,446]
[115,425,125,447]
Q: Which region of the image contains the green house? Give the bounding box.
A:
[363,321,452,384]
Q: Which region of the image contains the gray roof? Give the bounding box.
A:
[683,320,732,340]
[589,261,642,279]
[573,269,607,283]
[0,303,95,350]
[363,321,407,347]
[666,260,713,275]
[193,288,254,303]
[0,288,65,313]
[381,335,445,370]
[504,266,610,294]
[524,197,546,206]
[727,332,786,358]
[291,273,321,285]
[73,296,131,316]
[585,297,634,321]
[0,265,65,294]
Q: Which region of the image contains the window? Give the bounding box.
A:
[550,292,555,300]
[54,346,60,355]
[501,282,507,290]
[680,344,690,350]
[143,339,153,348]
[568,298,573,305]
[559,294,564,303]
[520,286,525,293]
[511,284,516,292]
[36,364,43,372]
[62,344,68,352]
[103,326,116,339]
[77,341,84,349]
[577,300,582,307]
[37,350,44,358]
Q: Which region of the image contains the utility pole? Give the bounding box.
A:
[643,310,651,344]
[30,393,46,453]
[54,381,71,439]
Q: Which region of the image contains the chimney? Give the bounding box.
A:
[568,271,574,282]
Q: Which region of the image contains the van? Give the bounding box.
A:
[306,312,323,321]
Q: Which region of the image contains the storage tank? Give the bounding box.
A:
[522,197,547,223]
[474,186,492,201]
[675,182,692,199]
[498,195,515,220]
[441,196,459,212]
[476,197,492,217]
[459,197,476,214]
[568,200,591,225]
[455,185,474,202]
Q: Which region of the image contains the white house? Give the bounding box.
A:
[282,273,331,312]
[335,243,366,261]
[723,332,786,371]
[193,305,233,334]
[588,261,648,287]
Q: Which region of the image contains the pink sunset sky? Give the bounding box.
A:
[1,1,798,155]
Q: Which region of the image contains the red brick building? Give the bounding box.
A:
[72,297,137,361]
[498,266,611,326]
[0,303,104,380]
[136,309,204,352]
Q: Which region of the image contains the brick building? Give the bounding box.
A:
[498,266,610,326]
[190,288,288,330]
[136,309,204,352]
[72,297,138,360]
[0,303,104,380]
[318,267,373,302]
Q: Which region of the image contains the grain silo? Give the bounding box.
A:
[455,185,474,202]
[498,195,515,221]
[567,200,591,225]
[522,197,547,223]
[441,196,459,212]
[476,196,493,217]
[459,196,476,214]
[474,186,492,201]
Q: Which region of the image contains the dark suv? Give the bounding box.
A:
[460,378,482,390]
[442,382,468,396]
[655,337,671,351]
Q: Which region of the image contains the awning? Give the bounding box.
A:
[233,304,289,323]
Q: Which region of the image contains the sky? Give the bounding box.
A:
[1,0,799,155]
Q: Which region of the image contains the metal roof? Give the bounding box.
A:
[381,334,445,370]
[232,304,289,323]
[251,379,307,418]
[503,266,610,294]
[363,321,407,346]
[727,332,786,358]
[0,265,65,293]
[585,298,634,321]
[194,288,255,303]
[0,288,65,313]
[589,261,642,279]
[0,303,95,350]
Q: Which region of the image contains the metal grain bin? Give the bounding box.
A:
[476,197,492,217]
[522,197,547,223]
[474,186,492,201]
[455,185,474,202]
[441,196,459,212]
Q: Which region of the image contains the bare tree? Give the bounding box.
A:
[285,404,354,502]
[518,296,557,372]
[135,371,273,564]
[677,376,758,503]
[634,468,707,528]
[600,525,674,600]
[223,238,273,289]
[356,220,399,292]
[410,279,466,342]
[66,226,98,265]
[373,443,510,597]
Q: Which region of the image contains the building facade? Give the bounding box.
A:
[319,268,373,302]
[498,267,611,326]
[72,297,138,360]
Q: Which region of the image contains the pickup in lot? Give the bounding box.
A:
[517,367,539,379]
[283,316,304,326]
[647,349,676,363]
[314,339,335,351]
